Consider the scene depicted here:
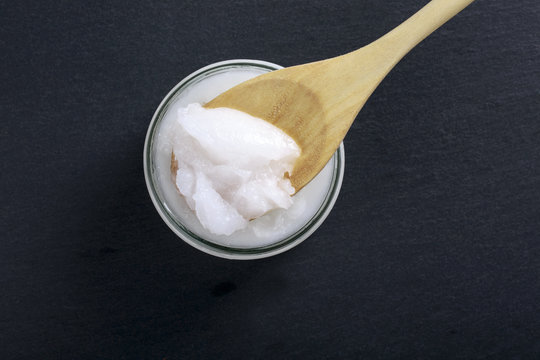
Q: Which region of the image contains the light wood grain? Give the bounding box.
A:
[206,0,475,191]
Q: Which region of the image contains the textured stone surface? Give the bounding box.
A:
[1,0,539,358]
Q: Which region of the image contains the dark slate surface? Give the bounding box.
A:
[1,1,539,359]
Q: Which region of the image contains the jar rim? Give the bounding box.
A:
[143,59,345,259]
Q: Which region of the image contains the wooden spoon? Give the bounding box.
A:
[205,0,475,191]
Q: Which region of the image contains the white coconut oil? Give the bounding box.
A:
[153,67,336,248]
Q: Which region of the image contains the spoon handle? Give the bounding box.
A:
[370,0,476,66]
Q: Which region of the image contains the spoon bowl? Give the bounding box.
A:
[207,76,327,189]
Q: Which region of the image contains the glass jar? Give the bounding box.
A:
[144,59,345,259]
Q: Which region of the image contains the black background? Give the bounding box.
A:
[2,0,539,359]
